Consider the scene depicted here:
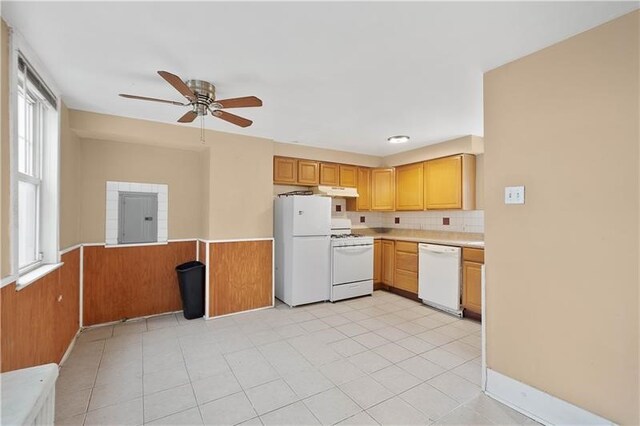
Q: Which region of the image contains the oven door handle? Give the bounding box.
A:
[334,245,373,254]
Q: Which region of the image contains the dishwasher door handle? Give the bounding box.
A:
[419,244,459,254]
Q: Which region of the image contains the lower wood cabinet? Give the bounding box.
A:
[374,240,481,307]
[375,239,418,294]
[373,239,382,284]
[462,248,484,316]
[381,240,395,285]
[394,241,418,294]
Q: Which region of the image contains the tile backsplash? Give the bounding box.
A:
[333,198,484,233]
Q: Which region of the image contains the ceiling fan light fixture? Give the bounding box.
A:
[388,135,410,144]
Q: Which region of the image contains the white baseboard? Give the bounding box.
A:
[82,310,183,329]
[205,304,274,321]
[485,368,615,426]
[58,328,81,367]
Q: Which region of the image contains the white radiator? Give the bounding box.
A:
[1,363,58,425]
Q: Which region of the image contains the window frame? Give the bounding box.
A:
[5,27,62,288]
[17,72,47,274]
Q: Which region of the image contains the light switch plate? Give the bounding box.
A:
[505,186,525,204]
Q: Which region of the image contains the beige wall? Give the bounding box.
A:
[382,135,484,167]
[484,11,638,425]
[59,103,81,249]
[208,134,274,240]
[79,138,204,243]
[382,135,485,208]
[274,141,382,168]
[1,20,10,279]
[200,148,210,239]
[68,110,392,241]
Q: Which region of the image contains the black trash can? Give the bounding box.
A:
[175,261,205,319]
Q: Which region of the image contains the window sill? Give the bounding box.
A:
[16,263,64,291]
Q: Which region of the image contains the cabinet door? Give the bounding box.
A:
[381,240,395,285]
[339,165,357,187]
[346,167,371,211]
[273,156,297,184]
[357,168,372,210]
[394,241,418,294]
[320,163,340,186]
[424,155,462,209]
[297,160,320,185]
[395,163,424,211]
[371,168,395,211]
[373,240,381,283]
[462,261,482,315]
[394,270,418,294]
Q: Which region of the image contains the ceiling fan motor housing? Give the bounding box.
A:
[186,79,220,114]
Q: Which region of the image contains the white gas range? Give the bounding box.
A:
[330,218,374,302]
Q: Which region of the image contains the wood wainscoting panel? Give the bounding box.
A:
[199,241,207,264]
[210,240,273,317]
[1,248,80,373]
[83,241,196,326]
[58,249,81,361]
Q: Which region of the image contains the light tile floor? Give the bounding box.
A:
[56,291,536,425]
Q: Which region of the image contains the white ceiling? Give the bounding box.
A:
[3,1,638,155]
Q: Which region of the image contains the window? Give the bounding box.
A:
[15,55,58,273]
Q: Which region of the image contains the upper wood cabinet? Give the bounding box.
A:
[395,162,424,211]
[273,156,362,189]
[273,154,477,212]
[297,160,320,185]
[346,167,371,211]
[320,163,340,186]
[339,165,357,187]
[424,154,476,210]
[273,156,297,184]
[381,240,395,285]
[371,168,395,211]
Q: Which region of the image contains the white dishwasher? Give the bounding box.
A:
[418,244,462,316]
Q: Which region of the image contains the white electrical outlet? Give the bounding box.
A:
[505,186,525,204]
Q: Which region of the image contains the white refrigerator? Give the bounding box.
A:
[274,195,331,307]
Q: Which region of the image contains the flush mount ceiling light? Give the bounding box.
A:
[387,135,410,144]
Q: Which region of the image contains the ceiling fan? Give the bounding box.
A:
[119,71,262,128]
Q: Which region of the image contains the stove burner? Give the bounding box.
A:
[331,233,365,238]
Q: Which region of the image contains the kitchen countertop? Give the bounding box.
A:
[354,228,484,249]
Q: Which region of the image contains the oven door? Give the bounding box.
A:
[332,244,374,285]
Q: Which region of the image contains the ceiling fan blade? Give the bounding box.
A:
[158,71,196,101]
[211,109,253,128]
[178,110,198,123]
[216,96,263,109]
[119,93,187,106]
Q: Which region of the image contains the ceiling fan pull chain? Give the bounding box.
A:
[201,115,205,144]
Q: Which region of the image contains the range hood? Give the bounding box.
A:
[313,185,359,198]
